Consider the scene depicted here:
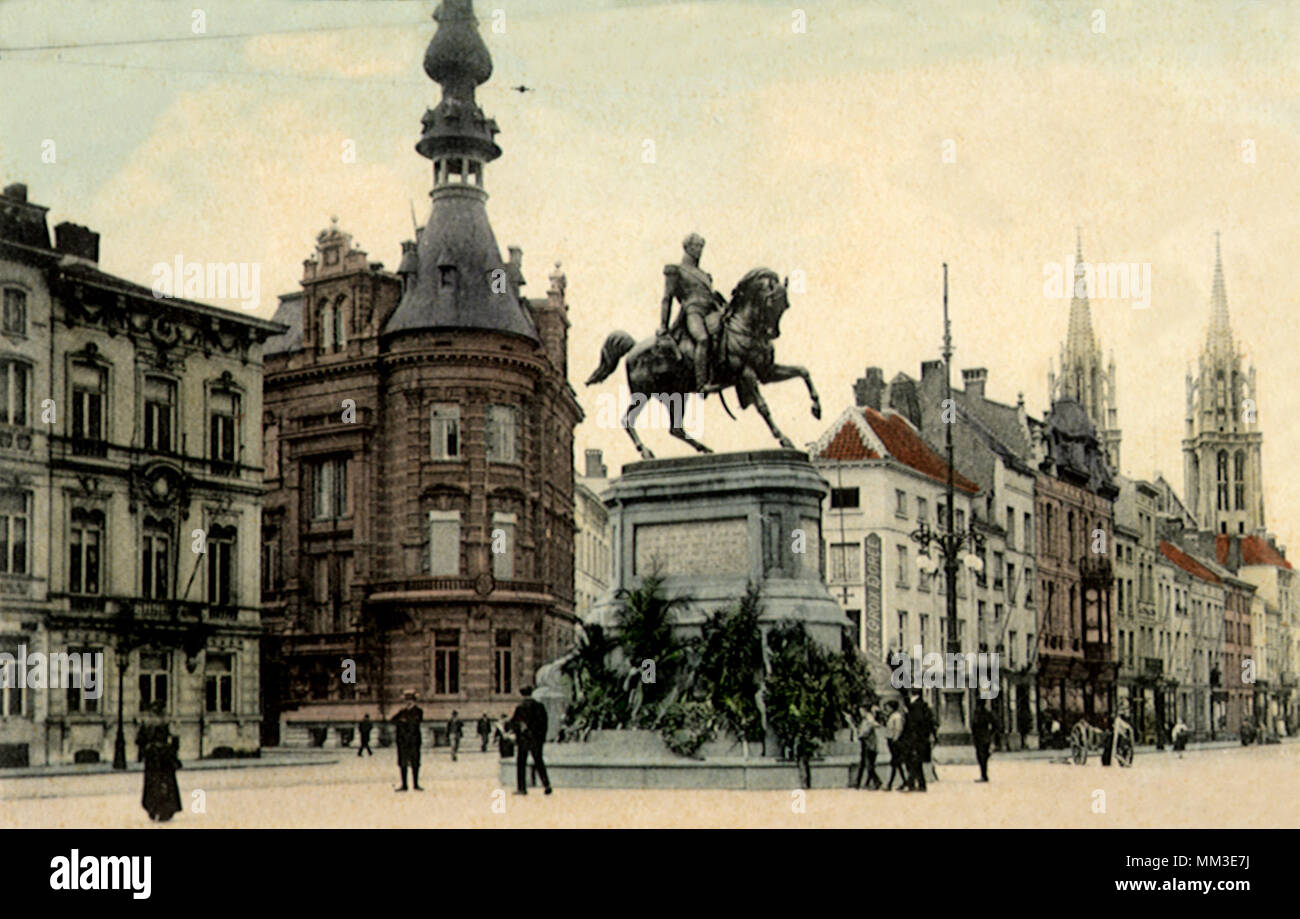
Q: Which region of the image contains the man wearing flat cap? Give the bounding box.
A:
[392,690,424,791]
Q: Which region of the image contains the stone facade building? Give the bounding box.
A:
[574,449,611,623]
[812,398,981,726]
[1113,477,1172,742]
[262,1,581,746]
[0,182,280,766]
[854,362,1040,746]
[1031,399,1118,725]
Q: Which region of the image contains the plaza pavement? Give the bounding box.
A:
[3,738,1297,829]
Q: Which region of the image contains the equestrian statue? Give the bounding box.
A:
[585,233,821,459]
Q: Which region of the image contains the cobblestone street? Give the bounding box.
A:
[5,741,1297,829]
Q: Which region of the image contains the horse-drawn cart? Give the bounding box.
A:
[1067,716,1135,767]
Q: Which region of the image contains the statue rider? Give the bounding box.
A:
[659,233,726,394]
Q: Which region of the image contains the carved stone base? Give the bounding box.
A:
[586,449,845,649]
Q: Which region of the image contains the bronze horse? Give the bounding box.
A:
[585,268,821,458]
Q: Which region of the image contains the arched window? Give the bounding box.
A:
[1234,450,1246,510]
[318,302,333,354]
[332,296,347,351]
[1216,450,1229,511]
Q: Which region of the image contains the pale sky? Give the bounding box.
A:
[2,0,1297,549]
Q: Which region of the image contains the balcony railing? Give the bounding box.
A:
[1079,556,1113,583]
[69,438,109,458]
[131,599,206,620]
[1083,641,1112,662]
[369,577,548,595]
[0,425,34,452]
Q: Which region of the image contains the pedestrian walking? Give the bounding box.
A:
[904,692,934,792]
[1171,718,1189,752]
[477,713,492,752]
[448,710,463,761]
[357,713,374,756]
[137,701,182,822]
[884,699,907,791]
[854,706,883,790]
[392,690,424,791]
[972,697,997,782]
[509,686,552,795]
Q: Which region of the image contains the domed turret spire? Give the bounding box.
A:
[385,0,538,342]
[416,1,501,163]
[425,0,493,100]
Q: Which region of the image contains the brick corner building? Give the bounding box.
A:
[262,0,582,747]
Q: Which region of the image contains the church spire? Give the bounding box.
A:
[1063,227,1097,393]
[1050,227,1121,472]
[1207,231,1233,356]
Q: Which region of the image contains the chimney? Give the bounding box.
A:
[888,374,922,428]
[54,221,100,263]
[584,448,607,479]
[852,367,885,409]
[506,246,524,299]
[962,367,988,401]
[0,183,51,248]
[920,360,944,384]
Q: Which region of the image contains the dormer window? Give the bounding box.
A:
[439,265,458,290]
[2,289,25,335]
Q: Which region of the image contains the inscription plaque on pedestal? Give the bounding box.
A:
[634,518,748,577]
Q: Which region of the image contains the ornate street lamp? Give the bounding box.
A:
[111,602,144,770]
[907,264,986,742]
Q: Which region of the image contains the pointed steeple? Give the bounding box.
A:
[1050,227,1121,472]
[1207,231,1233,356]
[1066,230,1097,392]
[384,0,539,342]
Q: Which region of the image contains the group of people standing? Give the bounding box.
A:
[383,686,553,796]
[851,692,1000,791]
[851,691,937,792]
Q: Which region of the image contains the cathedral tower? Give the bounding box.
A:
[1182,235,1264,535]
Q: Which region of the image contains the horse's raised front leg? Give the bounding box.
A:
[759,362,821,420]
[741,369,795,451]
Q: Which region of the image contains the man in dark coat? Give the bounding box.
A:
[138,702,182,822]
[391,690,424,791]
[448,710,463,762]
[357,713,374,756]
[903,692,934,792]
[972,697,997,782]
[477,714,492,752]
[509,686,552,795]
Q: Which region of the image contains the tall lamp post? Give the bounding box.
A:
[909,264,985,742]
[112,603,143,770]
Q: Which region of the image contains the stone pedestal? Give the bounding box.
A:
[586,450,845,648]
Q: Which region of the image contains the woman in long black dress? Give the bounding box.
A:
[139,702,182,822]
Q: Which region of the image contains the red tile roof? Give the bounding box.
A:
[1160,541,1221,584]
[863,407,980,494]
[1214,533,1292,570]
[1242,535,1292,570]
[817,418,881,461]
[817,407,978,493]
